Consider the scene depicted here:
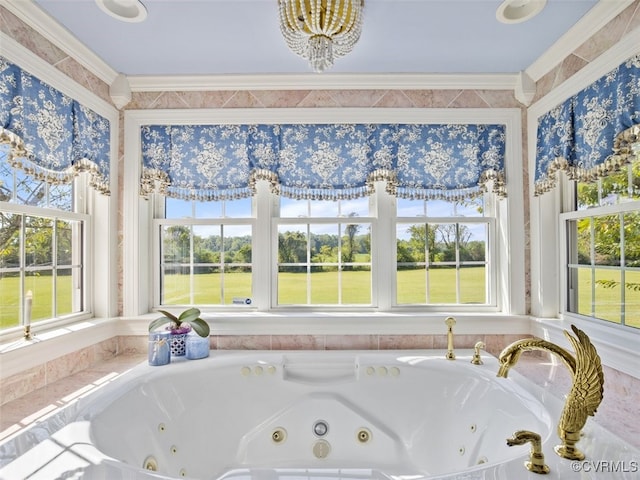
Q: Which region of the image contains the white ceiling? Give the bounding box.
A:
[28,0,603,79]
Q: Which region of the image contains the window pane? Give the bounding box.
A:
[342,223,369,265]
[626,271,640,328]
[15,170,46,207]
[56,220,75,266]
[594,269,622,324]
[310,200,339,217]
[571,266,592,316]
[161,265,190,304]
[0,272,19,329]
[194,225,221,265]
[0,213,20,268]
[460,266,486,303]
[429,267,457,303]
[573,218,592,265]
[49,184,72,211]
[311,225,338,264]
[24,273,52,322]
[397,266,426,304]
[624,212,640,267]
[162,226,191,264]
[310,266,338,304]
[280,197,308,218]
[0,160,14,202]
[278,226,307,264]
[459,223,486,262]
[166,198,194,219]
[278,266,307,304]
[193,266,221,305]
[342,267,371,304]
[593,215,620,266]
[339,197,369,217]
[25,216,53,267]
[56,268,75,316]
[224,225,252,304]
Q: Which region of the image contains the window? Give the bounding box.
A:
[562,155,640,328]
[152,184,499,311]
[395,196,493,305]
[276,197,372,306]
[0,144,87,331]
[127,108,523,319]
[156,197,253,306]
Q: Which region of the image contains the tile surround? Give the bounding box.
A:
[0,333,532,406]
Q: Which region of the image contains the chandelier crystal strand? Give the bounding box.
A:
[278,0,364,73]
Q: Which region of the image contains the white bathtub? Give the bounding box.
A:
[0,350,638,480]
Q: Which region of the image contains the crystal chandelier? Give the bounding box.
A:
[278,0,364,73]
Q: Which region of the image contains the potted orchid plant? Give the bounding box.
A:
[148,307,210,356]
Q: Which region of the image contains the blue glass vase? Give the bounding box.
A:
[186,334,210,359]
[148,331,171,366]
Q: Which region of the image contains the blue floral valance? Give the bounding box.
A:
[140,122,506,201]
[0,57,111,195]
[535,54,640,196]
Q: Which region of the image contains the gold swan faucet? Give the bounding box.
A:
[497,324,604,462]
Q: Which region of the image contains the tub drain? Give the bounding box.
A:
[313,439,331,459]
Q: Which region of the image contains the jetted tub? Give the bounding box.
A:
[0,350,638,480]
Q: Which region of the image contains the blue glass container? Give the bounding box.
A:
[148,331,171,366]
[186,334,210,360]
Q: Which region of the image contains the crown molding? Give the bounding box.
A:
[525,0,636,82]
[0,32,118,118]
[528,27,640,119]
[126,73,519,92]
[0,0,118,84]
[124,107,521,126]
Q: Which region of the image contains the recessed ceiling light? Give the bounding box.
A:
[496,0,547,24]
[95,0,147,23]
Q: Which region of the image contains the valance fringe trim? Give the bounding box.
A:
[534,53,640,196]
[2,130,110,195]
[534,124,640,196]
[140,122,508,203]
[1,58,111,196]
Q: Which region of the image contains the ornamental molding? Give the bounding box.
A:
[3,0,632,94]
[525,0,636,82]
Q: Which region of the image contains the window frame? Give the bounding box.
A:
[124,108,525,325]
[273,197,376,309]
[528,34,640,378]
[152,205,256,308]
[0,196,90,329]
[0,35,119,342]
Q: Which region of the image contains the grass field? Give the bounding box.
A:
[2,268,639,329]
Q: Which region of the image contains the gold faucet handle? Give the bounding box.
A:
[471,341,485,365]
[506,430,550,475]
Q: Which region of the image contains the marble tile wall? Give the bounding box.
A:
[534,0,640,102]
[1,333,526,406]
[0,337,119,406]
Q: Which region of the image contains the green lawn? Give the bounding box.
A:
[2,267,639,329]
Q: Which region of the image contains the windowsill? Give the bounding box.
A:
[530,315,640,380]
[121,311,531,336]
